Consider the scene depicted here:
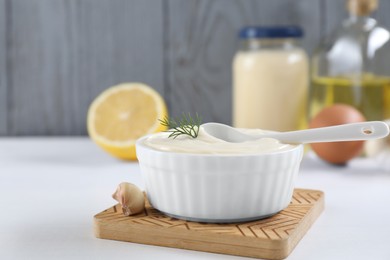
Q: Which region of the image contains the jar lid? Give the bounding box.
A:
[239,26,304,39]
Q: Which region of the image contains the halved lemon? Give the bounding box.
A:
[87,82,168,160]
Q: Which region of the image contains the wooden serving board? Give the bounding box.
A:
[94,189,324,260]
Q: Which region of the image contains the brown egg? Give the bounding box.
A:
[309,104,366,165]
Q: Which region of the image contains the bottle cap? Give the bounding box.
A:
[239,26,303,39]
[347,0,378,16]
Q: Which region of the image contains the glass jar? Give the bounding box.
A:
[233,26,308,131]
[309,0,390,121]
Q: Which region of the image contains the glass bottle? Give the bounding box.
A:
[233,26,308,131]
[309,0,390,121]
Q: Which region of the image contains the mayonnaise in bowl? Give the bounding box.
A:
[142,126,295,155]
[136,125,303,223]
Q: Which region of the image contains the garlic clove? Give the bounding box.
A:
[364,120,390,170]
[112,182,145,216]
[365,138,388,157]
[365,120,390,157]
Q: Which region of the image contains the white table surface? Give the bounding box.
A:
[1,137,390,260]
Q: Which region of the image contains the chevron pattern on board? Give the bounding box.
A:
[94,188,324,260]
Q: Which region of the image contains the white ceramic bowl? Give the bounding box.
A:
[136,136,303,223]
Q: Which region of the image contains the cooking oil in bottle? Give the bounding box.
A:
[310,76,390,120]
[309,0,390,121]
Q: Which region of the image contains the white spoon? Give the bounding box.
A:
[201,121,390,144]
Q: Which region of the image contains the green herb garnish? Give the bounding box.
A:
[159,113,202,139]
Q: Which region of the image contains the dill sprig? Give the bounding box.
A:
[159,113,202,139]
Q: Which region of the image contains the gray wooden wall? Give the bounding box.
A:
[0,0,389,136]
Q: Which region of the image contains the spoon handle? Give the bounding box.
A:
[266,121,390,144]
